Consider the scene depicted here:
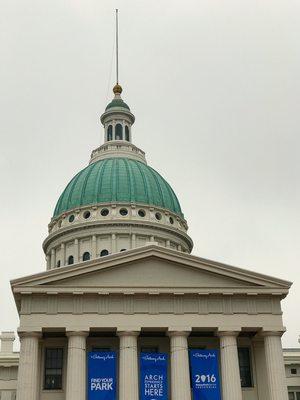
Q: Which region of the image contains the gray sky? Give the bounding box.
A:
[0,0,299,348]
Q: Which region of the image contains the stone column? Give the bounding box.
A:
[112,234,117,253]
[168,331,191,400]
[61,243,66,266]
[92,235,97,258]
[66,331,88,400]
[117,331,139,400]
[263,331,289,400]
[50,248,55,269]
[131,233,136,249]
[218,331,242,400]
[16,332,41,400]
[74,239,79,263]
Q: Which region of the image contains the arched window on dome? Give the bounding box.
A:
[107,125,113,141]
[100,249,109,257]
[83,252,90,261]
[125,126,130,141]
[115,123,123,140]
[68,255,74,265]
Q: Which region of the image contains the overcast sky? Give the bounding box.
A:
[0,0,299,348]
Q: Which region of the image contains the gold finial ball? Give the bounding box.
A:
[113,84,123,95]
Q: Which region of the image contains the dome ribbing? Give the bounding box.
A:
[53,158,183,218]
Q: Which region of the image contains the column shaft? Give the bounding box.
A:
[74,239,79,263]
[118,332,139,400]
[16,333,40,400]
[169,332,191,400]
[66,332,88,400]
[92,235,97,258]
[61,243,66,266]
[264,333,289,400]
[219,332,242,400]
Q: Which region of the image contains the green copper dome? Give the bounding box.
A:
[105,98,130,111]
[53,158,183,218]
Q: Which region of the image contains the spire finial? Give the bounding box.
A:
[113,9,122,96]
[116,9,119,85]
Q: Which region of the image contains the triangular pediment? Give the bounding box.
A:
[11,246,291,295]
[49,257,259,288]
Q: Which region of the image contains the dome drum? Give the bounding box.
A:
[44,223,192,270]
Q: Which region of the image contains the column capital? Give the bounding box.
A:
[117,330,140,337]
[167,329,191,338]
[17,331,42,339]
[260,330,285,338]
[66,331,89,338]
[217,330,240,338]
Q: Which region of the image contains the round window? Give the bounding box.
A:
[83,211,91,219]
[155,212,162,221]
[169,216,174,224]
[120,249,126,252]
[101,208,109,217]
[119,208,128,216]
[138,209,146,217]
[100,249,109,257]
[68,214,75,223]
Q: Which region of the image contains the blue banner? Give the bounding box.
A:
[189,349,221,400]
[88,352,116,400]
[140,353,168,400]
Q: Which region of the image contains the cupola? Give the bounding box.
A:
[100,84,135,143]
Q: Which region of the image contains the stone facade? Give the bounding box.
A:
[5,245,292,400]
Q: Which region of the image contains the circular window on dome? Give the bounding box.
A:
[68,214,75,223]
[169,216,174,225]
[119,208,128,216]
[83,211,91,219]
[155,212,162,221]
[138,209,146,217]
[120,249,126,252]
[100,208,109,217]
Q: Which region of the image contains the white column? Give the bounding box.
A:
[16,332,41,400]
[168,331,191,400]
[218,331,242,400]
[74,239,79,263]
[263,331,289,400]
[61,243,66,266]
[117,331,139,400]
[131,233,136,249]
[50,248,55,269]
[112,233,117,253]
[92,235,97,258]
[66,331,88,400]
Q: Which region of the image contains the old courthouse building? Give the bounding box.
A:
[7,83,292,400]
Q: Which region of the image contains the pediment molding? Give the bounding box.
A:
[11,245,291,297]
